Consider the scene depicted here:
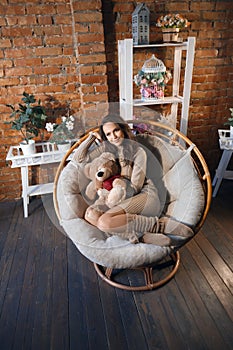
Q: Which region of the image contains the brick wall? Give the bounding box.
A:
[0,0,108,200]
[1,0,233,201]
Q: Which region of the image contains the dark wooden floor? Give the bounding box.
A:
[0,181,233,350]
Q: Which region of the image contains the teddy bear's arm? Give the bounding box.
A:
[106,180,127,208]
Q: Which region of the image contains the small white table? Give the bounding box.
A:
[212,130,233,197]
[6,142,72,217]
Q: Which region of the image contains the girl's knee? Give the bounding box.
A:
[97,213,112,232]
[85,206,102,225]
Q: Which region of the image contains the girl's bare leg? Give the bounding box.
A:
[84,205,130,230]
[97,206,133,233]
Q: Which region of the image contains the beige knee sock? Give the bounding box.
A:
[127,214,158,235]
[110,215,158,244]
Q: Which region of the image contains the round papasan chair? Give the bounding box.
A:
[53,120,212,291]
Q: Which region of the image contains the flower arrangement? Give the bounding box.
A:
[134,70,172,99]
[45,113,75,144]
[134,70,172,88]
[156,13,190,29]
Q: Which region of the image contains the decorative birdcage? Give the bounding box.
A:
[134,55,172,100]
[142,54,166,73]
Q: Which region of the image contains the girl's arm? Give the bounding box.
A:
[130,147,147,194]
[72,132,102,164]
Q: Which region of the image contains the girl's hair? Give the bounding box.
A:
[99,114,135,142]
[99,113,137,159]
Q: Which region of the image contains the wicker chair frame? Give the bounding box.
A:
[53,121,212,291]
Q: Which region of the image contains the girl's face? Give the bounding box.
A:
[102,122,124,146]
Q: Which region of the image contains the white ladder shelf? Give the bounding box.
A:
[118,37,196,135]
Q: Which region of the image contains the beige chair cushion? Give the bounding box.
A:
[61,217,171,268]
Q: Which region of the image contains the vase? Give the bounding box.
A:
[20,139,36,155]
[230,126,233,138]
[162,28,180,42]
[56,142,70,152]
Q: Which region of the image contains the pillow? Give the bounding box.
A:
[163,151,205,228]
[136,134,186,175]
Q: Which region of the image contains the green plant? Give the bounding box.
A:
[6,92,47,143]
[224,108,233,127]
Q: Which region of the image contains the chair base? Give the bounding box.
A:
[94,251,180,291]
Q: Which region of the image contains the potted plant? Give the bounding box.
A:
[156,13,190,42]
[224,108,233,137]
[6,92,47,155]
[45,113,76,151]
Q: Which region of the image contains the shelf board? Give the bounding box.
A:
[133,42,187,49]
[6,141,73,168]
[132,96,183,106]
[27,182,54,196]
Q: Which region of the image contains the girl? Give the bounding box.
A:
[74,114,193,245]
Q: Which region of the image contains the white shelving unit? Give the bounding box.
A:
[6,142,72,218]
[118,37,196,135]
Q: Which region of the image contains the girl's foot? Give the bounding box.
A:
[141,233,171,246]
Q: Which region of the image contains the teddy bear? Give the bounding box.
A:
[83,152,127,213]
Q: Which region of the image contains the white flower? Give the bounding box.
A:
[45,122,55,132]
[45,112,75,143]
[66,121,74,131]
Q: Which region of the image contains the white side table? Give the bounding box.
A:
[6,142,72,217]
[212,130,233,197]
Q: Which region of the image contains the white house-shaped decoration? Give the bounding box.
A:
[132,3,150,45]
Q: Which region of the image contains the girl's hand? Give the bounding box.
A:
[92,131,102,141]
[90,131,102,145]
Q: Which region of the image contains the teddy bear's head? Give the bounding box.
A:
[84,152,120,190]
[96,158,119,181]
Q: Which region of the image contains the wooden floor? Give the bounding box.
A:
[0,181,233,350]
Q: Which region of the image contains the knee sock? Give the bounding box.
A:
[127,214,159,235]
[110,215,158,244]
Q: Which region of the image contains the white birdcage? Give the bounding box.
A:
[142,54,166,73]
[137,55,168,100]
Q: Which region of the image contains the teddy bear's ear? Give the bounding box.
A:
[84,156,101,178]
[101,152,115,162]
[83,161,97,179]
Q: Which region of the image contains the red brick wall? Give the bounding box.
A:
[1,0,233,201]
[0,0,108,200]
